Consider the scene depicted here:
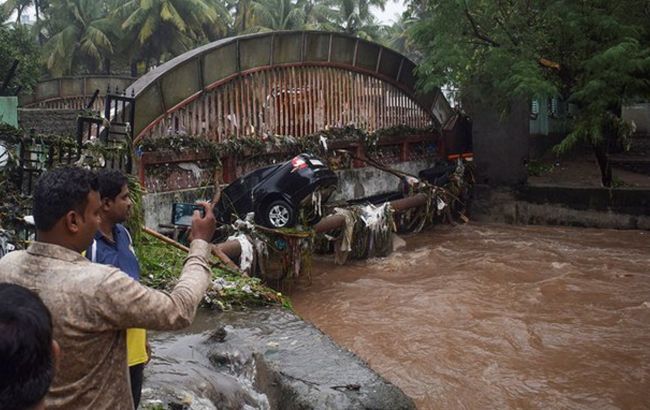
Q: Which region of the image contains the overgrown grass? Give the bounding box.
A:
[526,160,554,177]
[135,236,292,311]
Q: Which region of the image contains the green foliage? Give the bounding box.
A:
[0,24,40,95]
[27,0,402,77]
[0,124,132,249]
[313,0,385,40]
[554,110,636,157]
[526,160,553,177]
[135,235,290,310]
[137,125,432,161]
[248,0,306,31]
[1,0,34,24]
[378,15,420,60]
[115,0,229,67]
[409,0,650,101]
[408,0,650,185]
[125,175,145,244]
[41,0,117,76]
[0,124,29,247]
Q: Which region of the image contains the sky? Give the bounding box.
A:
[371,0,407,25]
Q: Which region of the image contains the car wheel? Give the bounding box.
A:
[264,200,295,228]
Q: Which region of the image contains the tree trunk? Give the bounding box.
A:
[35,1,44,45]
[16,6,24,24]
[130,61,138,77]
[592,142,612,187]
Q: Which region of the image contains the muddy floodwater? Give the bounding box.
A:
[291,223,650,409]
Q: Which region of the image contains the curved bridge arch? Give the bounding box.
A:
[129,31,452,143]
[20,75,135,110]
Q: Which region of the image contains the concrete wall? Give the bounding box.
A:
[143,158,437,229]
[528,133,565,160]
[332,159,436,202]
[623,103,650,136]
[18,108,78,135]
[463,94,529,186]
[517,185,650,216]
[143,187,216,229]
[471,185,650,230]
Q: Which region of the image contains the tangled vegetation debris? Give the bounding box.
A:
[0,124,286,310]
[218,219,315,290]
[136,236,291,311]
[137,124,434,165]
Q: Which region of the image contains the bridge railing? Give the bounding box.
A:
[19,76,136,111]
[136,130,439,193]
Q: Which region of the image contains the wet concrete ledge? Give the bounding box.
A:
[142,307,415,409]
[518,184,650,216]
[472,184,650,229]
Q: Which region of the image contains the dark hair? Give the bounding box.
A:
[33,167,99,231]
[96,169,128,200]
[0,283,54,410]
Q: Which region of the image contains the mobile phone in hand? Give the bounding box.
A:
[172,203,206,226]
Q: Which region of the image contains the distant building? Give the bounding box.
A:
[529,97,571,137]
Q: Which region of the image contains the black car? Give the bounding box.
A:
[214,153,338,228]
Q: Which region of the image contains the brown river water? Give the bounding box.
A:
[290,223,650,409]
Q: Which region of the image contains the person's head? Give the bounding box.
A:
[33,167,101,252]
[0,283,59,410]
[96,169,131,225]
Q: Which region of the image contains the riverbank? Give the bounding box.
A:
[471,184,650,230]
[141,307,415,409]
[470,144,650,230]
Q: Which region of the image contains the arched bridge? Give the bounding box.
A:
[20,75,135,111]
[128,31,453,144]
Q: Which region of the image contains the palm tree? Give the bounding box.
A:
[42,0,115,76]
[200,0,231,41]
[248,0,306,32]
[2,0,33,24]
[313,0,385,40]
[344,0,385,39]
[222,0,255,34]
[380,15,419,60]
[301,0,337,30]
[115,0,225,71]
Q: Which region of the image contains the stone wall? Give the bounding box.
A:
[18,108,78,135]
